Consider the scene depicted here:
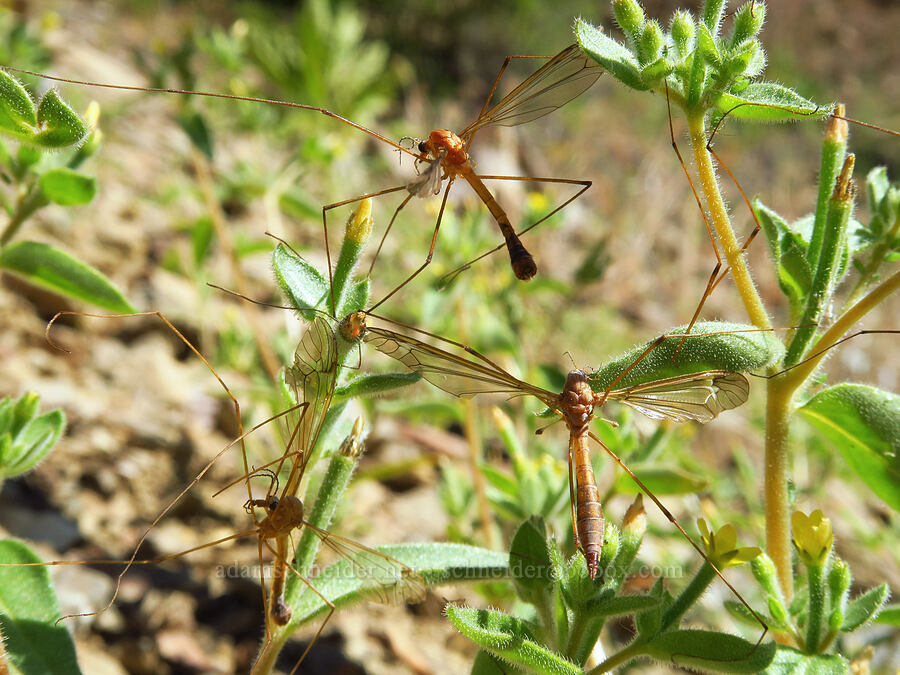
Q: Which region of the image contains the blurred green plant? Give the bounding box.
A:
[0,392,65,486]
[0,71,134,312]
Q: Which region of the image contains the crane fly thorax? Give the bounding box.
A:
[259,495,304,540]
[560,370,595,432]
[340,311,367,341]
[423,129,468,166]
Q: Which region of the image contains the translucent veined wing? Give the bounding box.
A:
[363,325,553,403]
[283,315,342,494]
[460,44,603,139]
[407,152,445,198]
[304,523,427,605]
[603,371,750,423]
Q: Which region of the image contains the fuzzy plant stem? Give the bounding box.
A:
[0,188,47,246]
[765,267,900,603]
[661,561,717,632]
[785,155,855,366]
[805,561,827,653]
[686,110,772,332]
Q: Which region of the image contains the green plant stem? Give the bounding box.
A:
[807,109,848,272]
[686,111,771,331]
[781,267,900,393]
[805,562,826,652]
[785,156,854,366]
[591,640,645,674]
[661,561,717,631]
[0,187,46,246]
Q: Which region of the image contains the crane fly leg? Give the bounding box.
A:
[437,174,591,287]
[322,184,411,315]
[367,177,456,312]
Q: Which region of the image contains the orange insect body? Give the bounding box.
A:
[417,128,538,280]
[424,129,469,166]
[560,370,604,579]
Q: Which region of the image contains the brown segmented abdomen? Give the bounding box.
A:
[571,432,603,579]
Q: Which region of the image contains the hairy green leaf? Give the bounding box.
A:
[0,241,135,313]
[0,539,82,675]
[799,384,900,511]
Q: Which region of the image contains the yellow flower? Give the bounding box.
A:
[792,509,833,567]
[698,519,761,568]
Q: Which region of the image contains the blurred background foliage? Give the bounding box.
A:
[0,0,898,672]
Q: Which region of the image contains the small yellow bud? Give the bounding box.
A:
[83,101,101,129]
[345,198,373,244]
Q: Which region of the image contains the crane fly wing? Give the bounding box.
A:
[304,523,427,604]
[364,326,553,402]
[603,371,749,424]
[407,153,445,198]
[461,44,603,138]
[283,315,341,490]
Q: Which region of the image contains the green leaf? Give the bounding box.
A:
[0,394,65,478]
[509,517,554,602]
[333,371,421,399]
[589,320,784,390]
[272,243,330,320]
[471,649,524,675]
[177,109,213,160]
[874,603,900,627]
[0,539,82,675]
[614,465,708,496]
[39,168,96,206]
[764,646,848,675]
[799,384,900,511]
[841,584,889,631]
[643,629,776,673]
[715,82,821,122]
[288,543,508,624]
[575,19,648,91]
[32,89,89,148]
[0,241,136,313]
[0,70,37,136]
[445,605,581,675]
[586,593,662,618]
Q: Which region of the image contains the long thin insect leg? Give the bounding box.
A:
[587,430,769,653]
[44,310,257,620]
[0,66,421,160]
[322,184,411,316]
[665,86,725,351]
[467,53,555,151]
[367,177,457,312]
[438,174,591,286]
[255,538,336,675]
[366,192,416,279]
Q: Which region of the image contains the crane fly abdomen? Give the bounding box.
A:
[572,433,603,579]
[561,370,604,579]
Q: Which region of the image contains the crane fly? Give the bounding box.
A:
[1,43,601,313]
[0,310,425,674]
[338,311,749,579]
[358,43,602,305]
